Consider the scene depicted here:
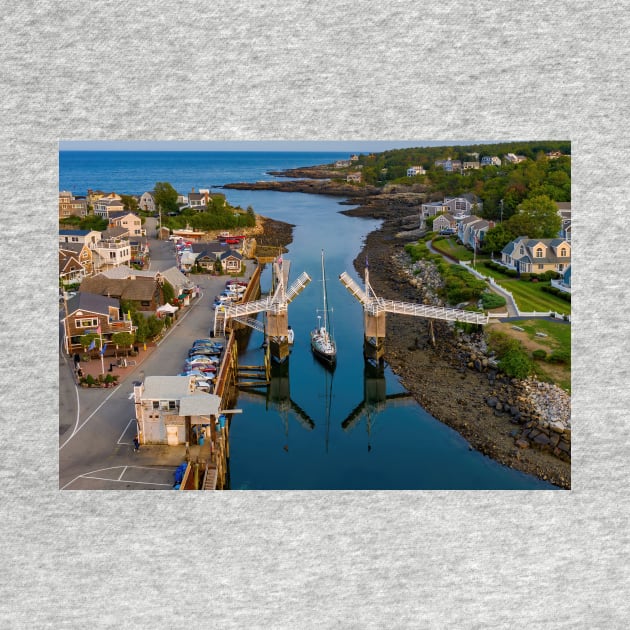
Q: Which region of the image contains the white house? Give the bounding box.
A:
[407,166,426,177]
[94,197,125,219]
[139,192,156,213]
[59,229,101,248]
[481,156,502,167]
[134,376,222,445]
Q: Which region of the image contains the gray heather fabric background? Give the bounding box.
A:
[1,1,627,627]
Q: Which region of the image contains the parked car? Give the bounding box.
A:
[187,357,220,365]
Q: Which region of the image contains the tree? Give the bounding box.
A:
[120,194,139,213]
[482,223,514,256]
[506,194,562,239]
[153,182,179,215]
[112,331,135,354]
[161,280,175,304]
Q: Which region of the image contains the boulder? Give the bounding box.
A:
[486,396,498,408]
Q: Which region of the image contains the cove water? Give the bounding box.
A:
[60,150,555,489]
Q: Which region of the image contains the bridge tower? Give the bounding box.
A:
[215,257,311,363]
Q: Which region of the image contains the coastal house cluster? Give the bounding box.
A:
[430,198,572,291]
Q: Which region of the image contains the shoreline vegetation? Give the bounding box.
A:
[250,161,571,489]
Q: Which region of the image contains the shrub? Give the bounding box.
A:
[499,347,534,379]
[506,269,518,277]
[532,349,547,360]
[85,374,96,386]
[548,349,571,364]
[481,292,506,309]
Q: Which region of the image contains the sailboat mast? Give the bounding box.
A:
[321,250,328,331]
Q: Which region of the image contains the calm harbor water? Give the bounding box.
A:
[60,150,555,489]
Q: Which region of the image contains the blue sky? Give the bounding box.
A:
[59,140,496,152]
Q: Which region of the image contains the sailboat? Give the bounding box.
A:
[310,250,337,368]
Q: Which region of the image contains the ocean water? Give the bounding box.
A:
[59,150,351,196]
[59,150,556,489]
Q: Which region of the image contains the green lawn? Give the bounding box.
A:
[518,319,571,354]
[431,237,474,261]
[518,319,571,391]
[474,262,571,315]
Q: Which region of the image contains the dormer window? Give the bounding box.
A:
[560,248,567,257]
[535,248,543,258]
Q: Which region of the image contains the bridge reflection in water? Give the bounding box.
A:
[341,362,413,451]
[235,359,412,456]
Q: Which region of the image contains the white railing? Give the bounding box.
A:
[339,272,369,304]
[377,299,489,324]
[551,278,571,293]
[285,272,311,303]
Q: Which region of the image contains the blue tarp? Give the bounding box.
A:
[173,463,187,484]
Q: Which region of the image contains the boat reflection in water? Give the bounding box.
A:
[342,362,413,452]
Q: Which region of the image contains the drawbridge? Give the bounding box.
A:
[214,258,311,363]
[339,259,488,362]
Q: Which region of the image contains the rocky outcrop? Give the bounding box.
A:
[223,179,381,197]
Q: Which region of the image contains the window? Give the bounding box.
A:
[558,264,564,271]
[536,248,543,258]
[538,264,544,270]
[76,318,98,328]
[153,401,159,409]
[519,246,524,255]
[560,248,567,257]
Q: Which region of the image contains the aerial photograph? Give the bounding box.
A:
[58,140,571,490]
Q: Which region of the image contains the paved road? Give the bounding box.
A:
[59,221,254,489]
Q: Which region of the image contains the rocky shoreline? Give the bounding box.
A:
[249,170,571,489]
[352,221,571,489]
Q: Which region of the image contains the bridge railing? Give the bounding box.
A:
[377,299,489,324]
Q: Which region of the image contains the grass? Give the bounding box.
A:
[487,318,571,392]
[431,237,474,261]
[474,262,571,315]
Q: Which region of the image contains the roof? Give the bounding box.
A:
[555,202,571,211]
[109,211,140,220]
[79,275,157,301]
[142,376,194,400]
[96,198,124,207]
[180,251,199,265]
[100,227,128,239]
[160,266,194,290]
[100,265,158,280]
[59,242,89,254]
[220,249,243,261]
[179,393,221,417]
[192,242,227,254]
[461,215,483,225]
[59,229,90,236]
[66,292,120,316]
